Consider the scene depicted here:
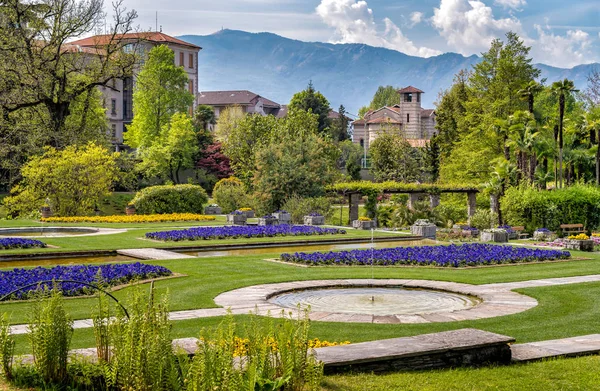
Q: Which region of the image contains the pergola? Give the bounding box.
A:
[328,182,480,224]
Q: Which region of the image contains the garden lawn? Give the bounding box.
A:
[0,221,400,254]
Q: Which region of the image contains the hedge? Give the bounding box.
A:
[501,185,600,233]
[328,181,479,195]
[131,184,209,215]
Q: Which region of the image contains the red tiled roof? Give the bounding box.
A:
[276,104,289,118]
[367,117,402,125]
[69,32,201,50]
[197,90,281,107]
[397,86,424,94]
[353,118,366,125]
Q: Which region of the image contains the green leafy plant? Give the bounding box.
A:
[0,314,14,381]
[281,195,333,224]
[131,184,208,214]
[212,177,250,214]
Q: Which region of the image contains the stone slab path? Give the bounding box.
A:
[116,248,194,260]
[511,334,600,362]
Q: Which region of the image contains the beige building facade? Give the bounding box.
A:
[353,86,436,151]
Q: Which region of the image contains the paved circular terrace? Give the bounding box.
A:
[213,279,538,324]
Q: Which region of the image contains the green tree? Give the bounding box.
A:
[369,127,422,182]
[125,45,194,149]
[360,86,400,117]
[137,113,198,184]
[193,104,216,132]
[4,144,118,217]
[434,70,469,159]
[551,78,579,188]
[330,105,350,142]
[289,81,331,134]
[518,80,544,115]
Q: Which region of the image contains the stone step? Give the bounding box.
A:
[116,248,193,260]
[511,334,600,362]
[313,329,514,374]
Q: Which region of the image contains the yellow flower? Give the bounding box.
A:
[568,234,589,240]
[41,213,216,224]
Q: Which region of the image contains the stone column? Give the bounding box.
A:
[467,192,477,223]
[429,194,440,209]
[407,193,421,210]
[348,193,360,225]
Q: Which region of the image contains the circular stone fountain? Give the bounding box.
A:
[268,287,480,316]
[214,279,538,324]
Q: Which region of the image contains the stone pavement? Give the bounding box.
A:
[511,334,600,362]
[116,248,194,260]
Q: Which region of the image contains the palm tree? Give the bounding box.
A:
[507,111,537,181]
[551,79,579,188]
[518,81,543,115]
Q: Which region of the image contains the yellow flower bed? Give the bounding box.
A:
[231,337,350,357]
[358,216,372,221]
[238,207,253,212]
[41,213,216,224]
[592,233,600,237]
[568,233,590,240]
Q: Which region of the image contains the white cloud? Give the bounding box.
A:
[493,0,526,10]
[316,0,441,57]
[532,25,596,68]
[409,11,424,27]
[431,0,522,55]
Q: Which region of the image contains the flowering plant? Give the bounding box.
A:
[239,207,253,212]
[568,233,589,240]
[230,210,245,215]
[308,212,323,217]
[535,228,551,233]
[0,238,46,250]
[280,243,570,267]
[274,210,289,214]
[498,225,514,233]
[146,224,346,241]
[208,204,219,207]
[358,216,372,221]
[262,215,276,219]
[484,228,508,233]
[413,219,434,226]
[462,226,479,231]
[0,262,172,300]
[42,213,215,224]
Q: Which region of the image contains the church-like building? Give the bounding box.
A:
[352,86,436,150]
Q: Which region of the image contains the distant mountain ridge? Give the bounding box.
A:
[179,30,598,116]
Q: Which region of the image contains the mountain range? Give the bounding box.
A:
[179,30,598,116]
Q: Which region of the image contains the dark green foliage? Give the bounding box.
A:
[281,195,334,224]
[289,81,332,134]
[131,184,209,214]
[501,184,600,232]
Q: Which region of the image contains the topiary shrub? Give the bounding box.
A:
[131,184,208,214]
[212,177,250,213]
[469,209,499,230]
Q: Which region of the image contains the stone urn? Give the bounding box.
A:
[125,205,136,216]
[40,206,52,219]
[352,219,374,230]
[481,230,508,243]
[411,224,437,239]
[258,216,278,226]
[304,215,325,225]
[565,239,594,252]
[204,205,222,215]
[273,211,291,224]
[227,212,247,226]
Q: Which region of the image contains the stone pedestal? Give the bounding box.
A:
[304,215,325,225]
[258,217,278,226]
[352,220,374,230]
[408,193,422,210]
[273,211,291,224]
[429,194,440,209]
[411,224,437,239]
[227,214,247,225]
[204,206,222,215]
[462,229,479,238]
[467,192,477,223]
[565,239,594,252]
[348,193,360,225]
[481,231,508,243]
[241,210,255,218]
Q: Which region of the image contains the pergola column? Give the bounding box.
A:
[429,194,440,209]
[467,192,477,223]
[407,193,422,210]
[348,193,360,225]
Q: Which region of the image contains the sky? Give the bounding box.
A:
[118,0,600,68]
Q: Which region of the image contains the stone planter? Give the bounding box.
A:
[565,239,594,252]
[508,232,518,240]
[481,231,508,243]
[241,210,255,218]
[227,214,247,225]
[273,212,291,224]
[411,224,437,239]
[533,231,555,242]
[352,220,374,230]
[462,229,479,238]
[40,207,52,219]
[304,215,325,225]
[258,217,278,226]
[204,206,222,215]
[125,206,136,216]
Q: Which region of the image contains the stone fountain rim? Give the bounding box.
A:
[213,279,538,324]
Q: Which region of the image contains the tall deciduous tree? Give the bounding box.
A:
[369,127,422,182]
[124,45,193,148]
[330,105,350,142]
[289,81,331,134]
[358,86,400,117]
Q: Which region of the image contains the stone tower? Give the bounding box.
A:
[397,86,424,139]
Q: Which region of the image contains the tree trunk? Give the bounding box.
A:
[529,153,536,183]
[559,94,565,188]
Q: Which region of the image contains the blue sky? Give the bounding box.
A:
[123,0,600,68]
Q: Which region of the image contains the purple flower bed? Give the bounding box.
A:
[0,263,172,300]
[280,243,571,267]
[0,238,46,250]
[146,224,346,241]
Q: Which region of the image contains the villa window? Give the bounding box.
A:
[189,53,194,68]
[179,52,184,66]
[110,99,116,115]
[359,138,364,148]
[407,114,410,123]
[404,93,412,102]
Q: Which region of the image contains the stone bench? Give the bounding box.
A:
[314,329,514,374]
